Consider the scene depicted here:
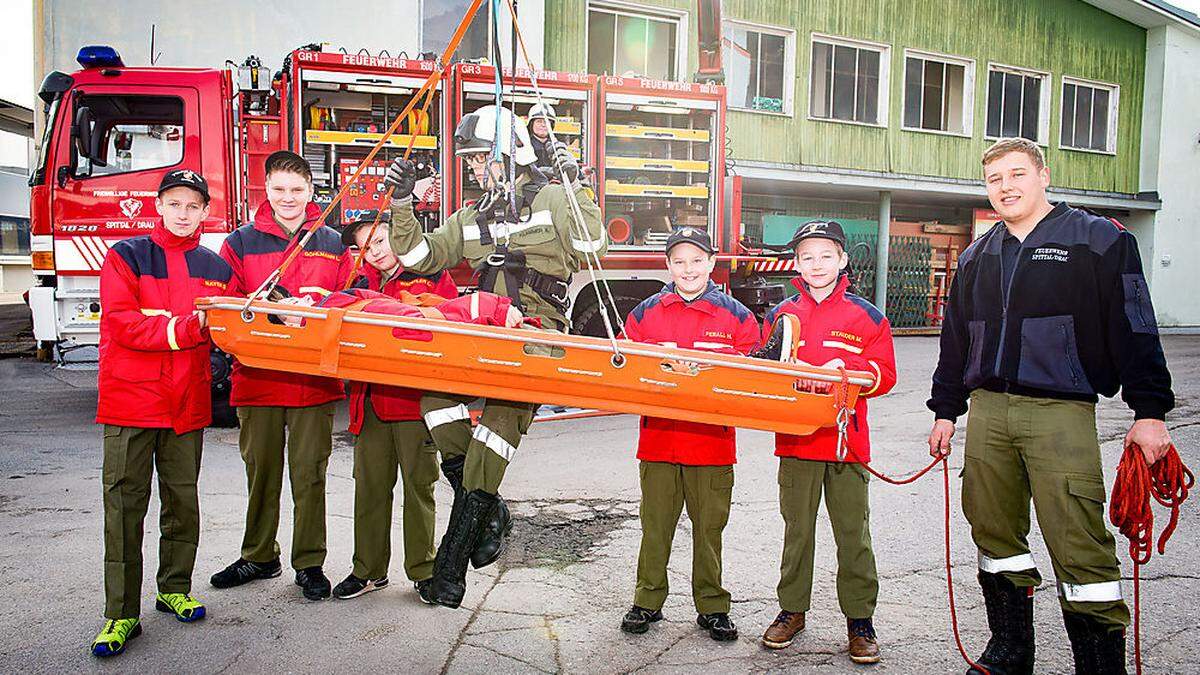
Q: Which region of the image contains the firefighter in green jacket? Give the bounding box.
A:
[386,104,606,608]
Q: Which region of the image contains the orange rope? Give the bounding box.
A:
[265,0,484,294]
[341,75,442,290]
[1108,443,1193,675]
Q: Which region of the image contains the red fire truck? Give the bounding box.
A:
[28,45,783,359]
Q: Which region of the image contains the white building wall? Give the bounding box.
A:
[1140,24,1200,326]
[37,1,545,83]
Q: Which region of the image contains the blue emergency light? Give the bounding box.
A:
[76,45,124,69]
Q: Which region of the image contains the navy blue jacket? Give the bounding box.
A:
[928,203,1173,422]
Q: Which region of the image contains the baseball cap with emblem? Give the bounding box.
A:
[664,227,715,256]
[787,220,847,250]
[340,217,384,247]
[157,169,210,203]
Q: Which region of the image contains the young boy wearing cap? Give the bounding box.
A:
[757,221,896,664]
[211,151,353,601]
[330,219,457,600]
[91,170,232,657]
[618,227,759,641]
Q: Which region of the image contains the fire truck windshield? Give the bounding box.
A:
[28,96,60,187]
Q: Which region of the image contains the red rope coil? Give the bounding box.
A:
[1108,443,1193,675]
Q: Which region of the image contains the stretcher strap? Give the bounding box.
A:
[318,307,347,376]
[250,0,485,307]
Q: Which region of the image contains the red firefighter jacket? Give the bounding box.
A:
[219,202,354,407]
[345,267,457,433]
[763,275,897,462]
[97,220,232,434]
[622,282,760,465]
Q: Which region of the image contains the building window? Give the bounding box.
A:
[902,50,973,135]
[587,4,682,81]
[809,35,889,126]
[1061,78,1118,153]
[723,21,794,115]
[0,216,30,256]
[985,64,1050,143]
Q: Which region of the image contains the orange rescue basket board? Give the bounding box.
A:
[197,297,873,436]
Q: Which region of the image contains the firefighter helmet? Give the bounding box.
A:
[526,102,557,124]
[453,105,537,166]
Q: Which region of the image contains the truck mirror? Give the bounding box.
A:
[72,105,108,170]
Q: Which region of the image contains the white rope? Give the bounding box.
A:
[499,0,627,352]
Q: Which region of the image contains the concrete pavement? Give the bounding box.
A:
[0,336,1197,673]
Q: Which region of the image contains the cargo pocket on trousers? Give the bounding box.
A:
[1063,475,1109,566]
[102,426,126,487]
[712,467,735,491]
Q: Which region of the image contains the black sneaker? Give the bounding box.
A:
[698,612,738,642]
[620,605,663,634]
[333,574,388,600]
[294,567,331,601]
[210,558,282,589]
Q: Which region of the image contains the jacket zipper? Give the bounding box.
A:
[992,238,1021,379]
[1062,325,1080,387]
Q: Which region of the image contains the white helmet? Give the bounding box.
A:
[527,102,557,124]
[453,105,537,167]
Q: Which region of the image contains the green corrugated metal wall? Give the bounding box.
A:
[544,0,1145,194]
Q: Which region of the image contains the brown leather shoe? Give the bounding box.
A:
[848,618,881,664]
[761,610,805,649]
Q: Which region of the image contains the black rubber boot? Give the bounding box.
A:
[966,571,1035,675]
[441,455,512,569]
[750,314,800,362]
[418,457,468,605]
[1063,611,1127,675]
[471,497,511,569]
[424,489,497,609]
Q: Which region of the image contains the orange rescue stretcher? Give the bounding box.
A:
[197,297,874,436]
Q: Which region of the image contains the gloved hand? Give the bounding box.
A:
[384,157,417,200]
[551,141,580,183]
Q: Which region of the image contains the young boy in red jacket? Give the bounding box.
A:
[92,170,232,657]
[211,151,353,601]
[757,221,897,664]
[619,228,759,641]
[329,219,457,601]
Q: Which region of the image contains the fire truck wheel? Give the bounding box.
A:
[572,295,643,339]
[210,391,238,428]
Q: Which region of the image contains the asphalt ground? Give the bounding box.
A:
[0,336,1196,673]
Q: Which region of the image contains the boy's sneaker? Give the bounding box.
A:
[620,605,663,634]
[90,618,141,657]
[210,557,282,588]
[848,617,881,664]
[295,566,331,600]
[751,314,802,363]
[155,593,206,622]
[698,612,739,641]
[334,574,389,599]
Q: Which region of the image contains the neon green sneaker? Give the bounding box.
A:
[155,592,207,622]
[91,617,141,657]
